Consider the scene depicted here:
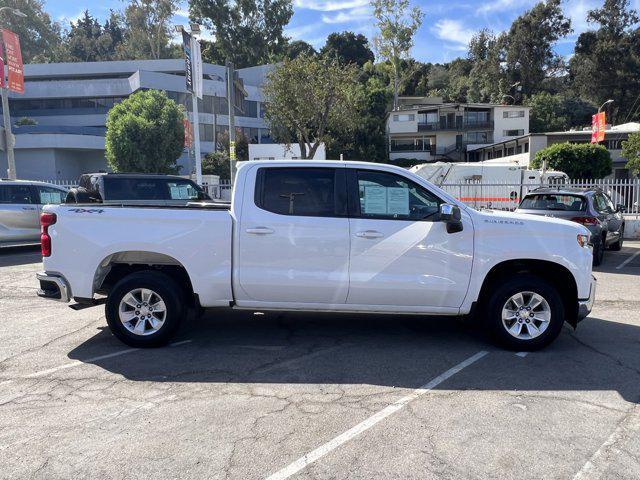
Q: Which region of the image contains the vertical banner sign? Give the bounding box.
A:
[1,29,24,94]
[229,141,236,161]
[191,37,203,100]
[182,30,193,93]
[591,112,606,143]
[183,118,193,148]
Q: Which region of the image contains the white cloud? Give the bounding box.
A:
[294,0,370,11]
[431,19,474,49]
[477,0,535,14]
[321,6,371,24]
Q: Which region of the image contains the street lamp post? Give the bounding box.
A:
[598,99,614,113]
[0,7,26,180]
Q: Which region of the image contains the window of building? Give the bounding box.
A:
[516,145,523,154]
[464,131,492,144]
[504,129,525,137]
[256,168,340,217]
[259,128,273,143]
[243,100,258,118]
[392,114,415,122]
[465,110,489,125]
[506,147,515,156]
[199,124,214,142]
[355,170,441,221]
[524,143,529,153]
[503,110,525,118]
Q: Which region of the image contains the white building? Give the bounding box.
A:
[386,97,530,163]
[468,122,640,179]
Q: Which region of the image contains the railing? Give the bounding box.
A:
[438,179,640,213]
[417,120,493,132]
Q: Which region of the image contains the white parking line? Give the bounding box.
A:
[22,339,192,379]
[573,405,640,479]
[616,251,640,270]
[264,350,489,480]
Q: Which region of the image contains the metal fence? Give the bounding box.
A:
[439,179,640,214]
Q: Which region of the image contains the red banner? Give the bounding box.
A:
[591,111,606,143]
[1,29,24,94]
[183,118,193,148]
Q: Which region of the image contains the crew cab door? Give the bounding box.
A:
[236,166,350,304]
[346,168,474,310]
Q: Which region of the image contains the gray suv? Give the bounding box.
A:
[516,187,625,266]
[0,180,68,247]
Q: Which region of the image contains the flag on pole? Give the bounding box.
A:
[1,29,24,94]
[591,112,606,143]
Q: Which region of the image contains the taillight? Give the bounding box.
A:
[571,216,598,226]
[40,213,57,257]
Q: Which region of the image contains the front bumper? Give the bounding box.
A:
[577,275,596,320]
[36,272,71,303]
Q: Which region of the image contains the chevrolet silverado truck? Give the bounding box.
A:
[35,160,596,351]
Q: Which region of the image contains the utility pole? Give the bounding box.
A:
[226,60,237,182]
[0,7,26,179]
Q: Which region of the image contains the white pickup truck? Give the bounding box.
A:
[36,160,596,350]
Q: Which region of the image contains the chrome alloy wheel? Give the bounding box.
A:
[118,288,167,336]
[501,291,551,340]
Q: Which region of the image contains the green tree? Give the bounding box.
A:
[526,92,596,133]
[283,40,317,60]
[531,143,612,178]
[504,0,572,97]
[569,0,640,123]
[64,10,124,62]
[321,32,374,67]
[190,0,293,68]
[621,131,640,175]
[263,55,360,159]
[119,0,179,60]
[0,0,64,62]
[371,0,424,108]
[105,90,185,173]
[467,29,504,103]
[202,151,231,180]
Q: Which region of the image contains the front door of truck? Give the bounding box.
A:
[346,169,474,309]
[237,166,350,304]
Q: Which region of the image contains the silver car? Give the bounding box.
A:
[0,180,68,247]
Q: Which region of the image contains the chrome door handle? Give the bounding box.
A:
[355,230,384,239]
[246,227,274,235]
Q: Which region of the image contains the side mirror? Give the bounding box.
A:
[616,204,627,213]
[440,203,463,234]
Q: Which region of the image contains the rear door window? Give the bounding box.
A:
[0,185,34,204]
[520,194,587,211]
[255,167,345,217]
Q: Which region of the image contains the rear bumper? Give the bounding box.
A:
[577,275,596,320]
[36,272,71,303]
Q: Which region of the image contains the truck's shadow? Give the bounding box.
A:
[67,309,640,404]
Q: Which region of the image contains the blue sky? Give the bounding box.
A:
[45,0,638,63]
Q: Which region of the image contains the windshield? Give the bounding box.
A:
[519,194,587,211]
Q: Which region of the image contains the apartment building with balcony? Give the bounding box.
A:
[386,97,530,163]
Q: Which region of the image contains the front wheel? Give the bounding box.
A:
[105,271,184,347]
[485,275,565,351]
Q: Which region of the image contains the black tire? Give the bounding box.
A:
[592,240,604,266]
[65,187,92,204]
[609,226,624,251]
[485,274,565,351]
[105,271,184,347]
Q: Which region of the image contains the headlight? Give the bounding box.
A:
[577,234,590,248]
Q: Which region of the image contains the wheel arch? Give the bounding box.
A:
[93,251,198,307]
[478,259,579,327]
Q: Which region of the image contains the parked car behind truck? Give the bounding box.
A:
[0,179,67,247]
[516,187,625,266]
[65,173,212,205]
[36,160,596,351]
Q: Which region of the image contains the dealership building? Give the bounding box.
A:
[0,59,272,181]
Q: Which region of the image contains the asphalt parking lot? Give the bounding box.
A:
[1,243,639,479]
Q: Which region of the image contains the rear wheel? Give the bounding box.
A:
[105,271,184,347]
[485,274,565,351]
[609,226,624,251]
